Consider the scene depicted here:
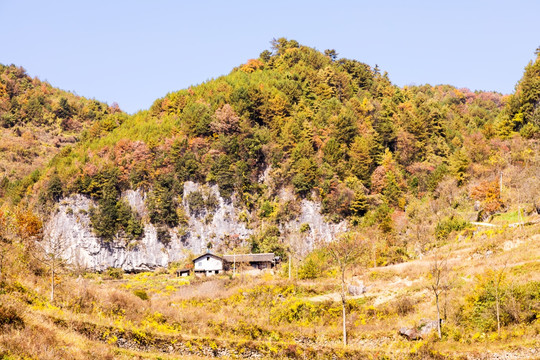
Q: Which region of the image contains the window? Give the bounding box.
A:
[207,256,210,261]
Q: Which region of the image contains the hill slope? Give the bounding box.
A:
[0,40,539,360]
[27,39,536,260]
[0,64,121,202]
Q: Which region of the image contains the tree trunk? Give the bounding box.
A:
[496,287,501,336]
[50,262,55,303]
[288,256,291,280]
[372,243,376,268]
[341,267,347,346]
[342,299,347,346]
[436,293,441,339]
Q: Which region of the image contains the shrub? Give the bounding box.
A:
[298,258,319,279]
[299,223,310,233]
[105,267,123,280]
[133,289,149,301]
[0,304,24,329]
[435,216,469,240]
[389,296,416,316]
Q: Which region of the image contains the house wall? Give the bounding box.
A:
[194,256,223,272]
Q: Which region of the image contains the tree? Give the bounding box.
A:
[324,49,338,62]
[449,149,470,185]
[492,261,509,336]
[326,232,368,345]
[46,174,63,202]
[210,104,240,134]
[427,254,450,339]
[34,234,68,303]
[349,136,373,186]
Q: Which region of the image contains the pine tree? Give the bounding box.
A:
[350,192,368,216]
[349,136,373,186]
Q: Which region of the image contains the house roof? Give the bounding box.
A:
[192,252,224,263]
[222,253,275,263]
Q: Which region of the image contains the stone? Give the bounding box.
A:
[419,318,440,336]
[399,327,422,340]
[348,283,367,296]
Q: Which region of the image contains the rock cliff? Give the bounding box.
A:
[45,182,347,271]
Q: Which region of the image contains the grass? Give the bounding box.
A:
[0,223,539,359]
[490,209,533,225]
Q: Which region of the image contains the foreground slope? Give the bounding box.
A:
[1,223,538,359]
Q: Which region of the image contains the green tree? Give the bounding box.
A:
[46,174,63,202]
[292,158,318,195]
[147,175,179,227]
[350,191,368,217]
[348,136,373,186]
[449,149,470,185]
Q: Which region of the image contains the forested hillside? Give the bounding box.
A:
[13,40,536,263]
[0,64,121,203]
[0,40,539,360]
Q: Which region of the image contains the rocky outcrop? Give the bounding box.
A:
[45,183,347,271]
[399,319,441,340]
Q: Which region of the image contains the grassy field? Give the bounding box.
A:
[1,223,539,359]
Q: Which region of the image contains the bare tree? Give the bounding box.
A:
[286,229,310,280]
[326,232,368,346]
[493,261,508,336]
[427,254,450,339]
[34,234,68,303]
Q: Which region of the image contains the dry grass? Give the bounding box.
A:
[1,223,539,359]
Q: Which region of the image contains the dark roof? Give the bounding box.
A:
[192,252,224,263]
[222,253,275,263]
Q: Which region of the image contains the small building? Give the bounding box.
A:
[177,269,191,277]
[193,252,224,276]
[191,252,279,276]
[222,253,277,270]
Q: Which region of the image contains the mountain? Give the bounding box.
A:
[0,40,539,360]
[6,39,533,271]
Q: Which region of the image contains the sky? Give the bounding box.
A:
[0,0,538,114]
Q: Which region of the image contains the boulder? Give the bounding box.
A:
[419,318,440,336]
[348,281,367,296]
[399,319,441,340]
[399,327,422,340]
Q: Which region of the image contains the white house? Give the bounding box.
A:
[193,252,224,276]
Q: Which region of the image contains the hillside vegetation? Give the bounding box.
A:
[0,40,539,359]
[0,64,121,202]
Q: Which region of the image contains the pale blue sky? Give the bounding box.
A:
[1,0,538,114]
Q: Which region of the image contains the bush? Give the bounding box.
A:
[435,216,469,240]
[298,250,330,279]
[389,296,416,316]
[0,304,24,329]
[105,267,123,280]
[133,289,149,301]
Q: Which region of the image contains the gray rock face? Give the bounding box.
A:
[182,181,252,255]
[45,183,347,271]
[45,194,183,271]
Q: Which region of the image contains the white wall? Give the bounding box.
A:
[194,256,223,271]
